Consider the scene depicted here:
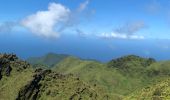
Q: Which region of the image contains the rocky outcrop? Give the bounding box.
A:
[16,68,107,100]
[0,53,30,80]
[0,53,108,100]
[0,54,14,80]
[16,69,50,100]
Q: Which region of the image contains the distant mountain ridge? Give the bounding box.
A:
[1,53,170,100]
[27,53,69,68]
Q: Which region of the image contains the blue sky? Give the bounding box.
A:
[0,0,170,61]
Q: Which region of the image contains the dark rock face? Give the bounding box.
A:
[0,53,107,100]
[16,74,42,100]
[6,65,12,76]
[16,68,104,100]
[16,69,50,100]
[0,65,2,80]
[0,53,30,80]
[0,54,15,80]
[0,64,12,80]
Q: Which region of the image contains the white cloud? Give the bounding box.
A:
[58,0,90,32]
[99,32,145,40]
[98,21,146,40]
[0,1,92,38]
[21,3,70,38]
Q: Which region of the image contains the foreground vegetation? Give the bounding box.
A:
[1,53,170,100]
[28,53,170,99]
[0,54,108,100]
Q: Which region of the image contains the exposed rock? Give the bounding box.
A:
[5,64,12,76]
[0,53,30,80]
[16,75,41,100]
[16,68,106,100]
[0,65,2,80]
[0,53,109,100]
[16,70,50,100]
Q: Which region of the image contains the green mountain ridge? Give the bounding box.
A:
[1,53,170,100]
[53,55,158,97]
[0,54,108,100]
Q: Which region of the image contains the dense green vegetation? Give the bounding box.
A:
[125,78,170,100]
[0,54,108,100]
[0,54,34,99]
[1,53,170,100]
[52,55,158,97]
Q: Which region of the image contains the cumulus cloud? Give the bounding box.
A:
[21,3,70,38]
[98,21,146,40]
[99,32,145,40]
[0,1,92,38]
[58,0,91,34]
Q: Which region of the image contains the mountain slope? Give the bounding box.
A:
[17,69,108,100]
[22,53,170,99]
[0,54,34,99]
[107,55,156,75]
[53,55,158,99]
[27,53,69,68]
[146,61,170,77]
[0,54,108,100]
[125,61,170,100]
[125,78,170,100]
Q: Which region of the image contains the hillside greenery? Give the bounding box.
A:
[1,53,170,100]
[125,78,170,100]
[0,54,110,100]
[51,54,170,99]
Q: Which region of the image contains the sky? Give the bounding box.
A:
[0,0,170,62]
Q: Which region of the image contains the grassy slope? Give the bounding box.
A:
[125,78,170,100]
[124,61,170,100]
[1,54,110,100]
[27,53,170,99]
[36,72,108,100]
[0,68,33,100]
[53,56,157,99]
[0,57,34,100]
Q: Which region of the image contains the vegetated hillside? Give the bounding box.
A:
[0,54,108,100]
[25,53,170,99]
[108,55,156,75]
[146,61,170,77]
[53,55,158,99]
[125,78,170,100]
[0,54,34,99]
[17,69,108,100]
[27,53,69,68]
[125,61,170,100]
